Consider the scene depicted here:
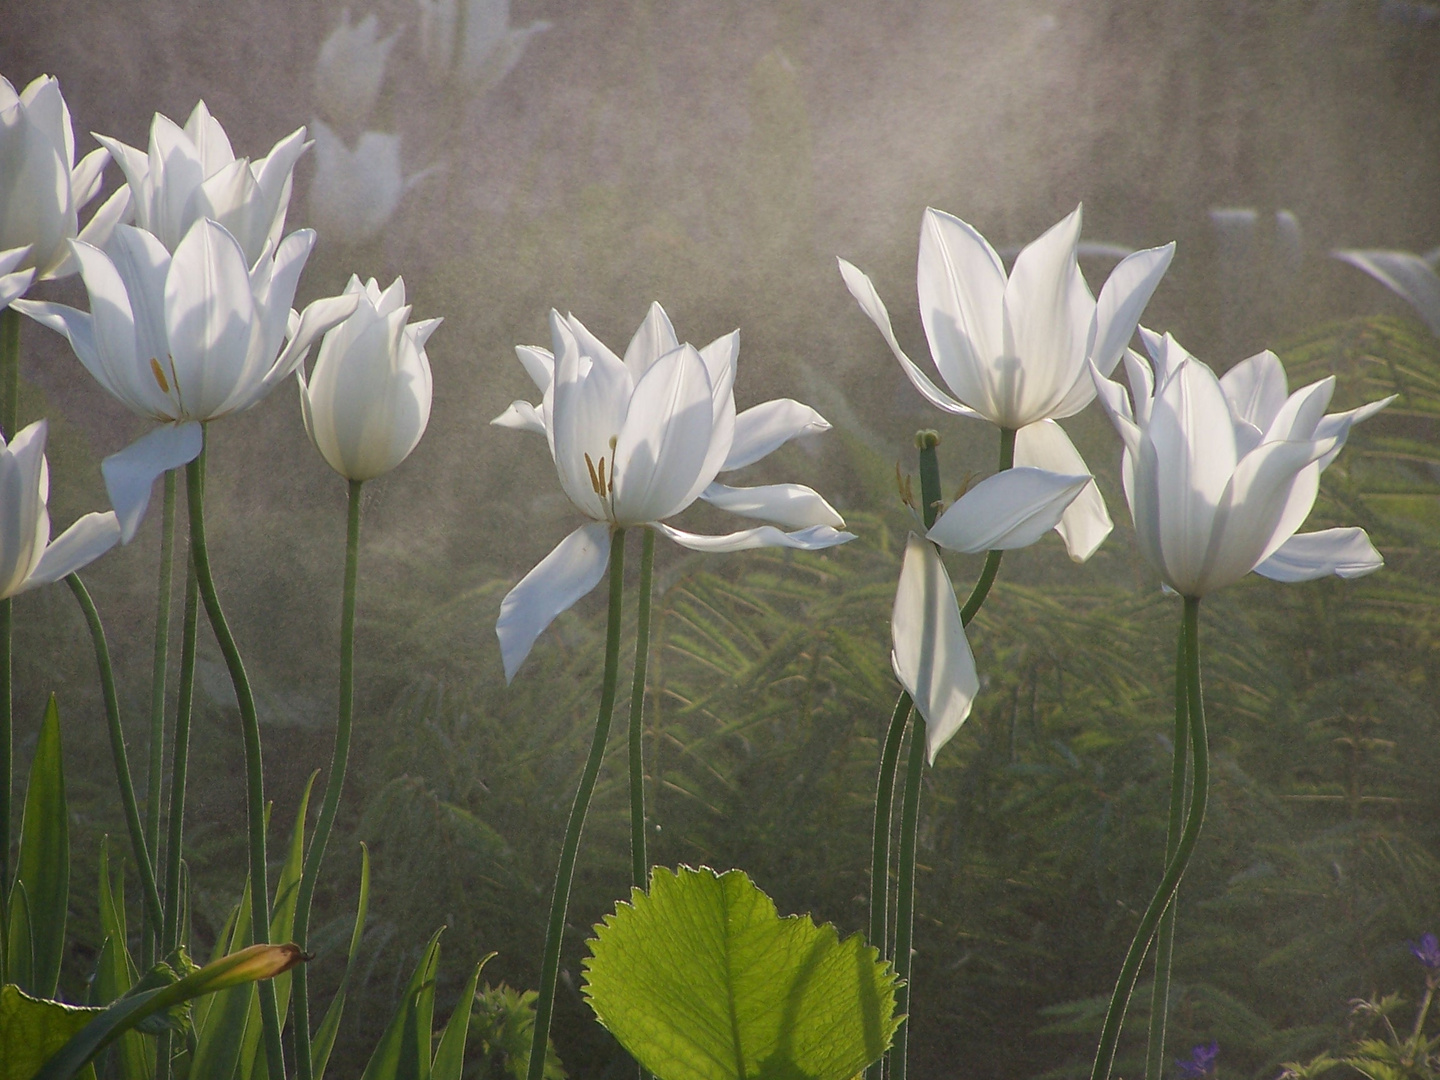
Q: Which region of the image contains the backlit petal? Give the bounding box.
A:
[496,522,612,683]
[700,481,844,529]
[1253,528,1383,582]
[101,422,204,542]
[654,522,854,552]
[1014,420,1112,561]
[927,467,1089,554]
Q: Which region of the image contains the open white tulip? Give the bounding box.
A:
[15,218,357,541]
[315,11,399,133]
[0,73,126,286]
[306,121,436,247]
[840,205,1175,562]
[1332,247,1440,340]
[298,275,439,480]
[417,0,551,90]
[0,420,121,598]
[96,101,307,265]
[495,305,854,681]
[1091,329,1390,598]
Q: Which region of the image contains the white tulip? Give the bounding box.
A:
[1333,247,1440,340]
[298,276,439,481]
[314,10,399,133]
[0,73,125,285]
[417,0,550,90]
[305,121,436,247]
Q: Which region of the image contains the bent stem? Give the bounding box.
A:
[186,438,288,1080]
[1090,597,1208,1080]
[629,526,654,892]
[0,305,18,898]
[144,470,178,963]
[1145,628,1191,1080]
[65,574,165,937]
[958,427,1016,624]
[527,529,627,1080]
[292,479,364,1080]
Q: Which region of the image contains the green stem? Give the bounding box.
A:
[527,529,627,1080]
[1091,597,1208,1080]
[958,427,1016,625]
[1145,628,1191,1080]
[292,479,363,1080]
[629,527,654,892]
[186,438,287,1080]
[144,471,178,963]
[163,559,199,953]
[865,692,911,1080]
[64,574,164,937]
[891,722,926,1080]
[0,305,18,900]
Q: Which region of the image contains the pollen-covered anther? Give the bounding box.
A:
[584,452,603,496]
[150,358,170,393]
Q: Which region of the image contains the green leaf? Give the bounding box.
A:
[0,984,100,1080]
[188,872,256,1077]
[94,837,153,1080]
[431,953,492,1080]
[5,882,32,993]
[15,696,68,998]
[312,843,371,1080]
[582,866,899,1080]
[360,928,443,1080]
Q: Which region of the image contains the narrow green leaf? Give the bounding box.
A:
[431,954,493,1080]
[582,866,900,1080]
[360,928,444,1080]
[6,880,32,992]
[188,874,255,1077]
[16,696,68,997]
[312,843,371,1080]
[94,841,152,1080]
[0,983,101,1080]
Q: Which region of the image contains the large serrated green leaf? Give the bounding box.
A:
[582,866,899,1080]
[16,696,68,998]
[0,984,99,1080]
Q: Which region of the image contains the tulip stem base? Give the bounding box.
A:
[187,440,288,1080]
[1091,597,1208,1080]
[629,527,654,892]
[293,479,364,1080]
[144,470,178,964]
[528,529,628,1080]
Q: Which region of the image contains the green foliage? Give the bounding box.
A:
[470,982,567,1080]
[0,984,98,1080]
[583,865,899,1080]
[11,697,68,998]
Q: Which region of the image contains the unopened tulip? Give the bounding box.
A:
[298,276,438,480]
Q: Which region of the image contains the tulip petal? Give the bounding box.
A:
[516,344,554,393]
[491,400,546,434]
[927,467,1090,554]
[1333,249,1440,339]
[1253,527,1383,582]
[165,218,256,418]
[551,313,632,519]
[700,481,844,529]
[622,300,679,380]
[654,522,855,552]
[891,533,978,763]
[0,246,35,307]
[1220,349,1288,431]
[721,398,831,472]
[70,146,109,209]
[1089,360,1141,456]
[838,257,980,418]
[679,330,740,507]
[24,511,122,590]
[916,208,1007,415]
[1014,420,1113,561]
[100,422,204,542]
[70,184,132,265]
[612,345,713,523]
[496,522,611,683]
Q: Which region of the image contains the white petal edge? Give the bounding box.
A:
[654,522,855,553]
[24,511,123,590]
[891,533,978,763]
[699,481,844,530]
[1014,420,1113,561]
[722,398,832,472]
[491,400,546,434]
[496,522,613,684]
[100,422,204,542]
[927,467,1090,554]
[1252,527,1383,583]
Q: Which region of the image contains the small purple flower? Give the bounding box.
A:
[1407,933,1440,972]
[1177,1042,1219,1080]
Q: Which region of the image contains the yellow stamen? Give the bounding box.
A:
[150,358,170,393]
[585,452,602,496]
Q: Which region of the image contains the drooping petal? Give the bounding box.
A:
[100,422,204,542]
[491,400,546,434]
[891,533,978,764]
[699,481,844,529]
[1014,420,1113,561]
[916,208,1007,415]
[722,398,831,472]
[622,300,679,380]
[1253,527,1383,582]
[653,522,855,552]
[1333,249,1440,339]
[927,467,1090,554]
[24,511,122,590]
[496,522,612,683]
[611,344,713,524]
[838,257,980,419]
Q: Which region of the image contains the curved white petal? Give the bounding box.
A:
[611,344,713,524]
[491,399,546,434]
[496,522,612,683]
[722,398,831,472]
[927,466,1090,554]
[164,218,255,419]
[1253,527,1383,583]
[891,533,978,764]
[1089,359,1140,456]
[0,245,35,307]
[699,481,844,529]
[622,300,679,380]
[654,522,854,552]
[916,208,1006,415]
[1314,394,1394,469]
[837,257,980,419]
[1220,350,1288,431]
[551,313,632,519]
[24,511,122,590]
[100,422,204,542]
[1333,249,1440,339]
[515,344,554,393]
[1014,420,1112,561]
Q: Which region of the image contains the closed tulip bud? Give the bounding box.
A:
[298,275,438,481]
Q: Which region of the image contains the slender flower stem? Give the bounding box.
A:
[65,574,165,937]
[292,479,364,1080]
[891,718,926,1080]
[1145,628,1191,1080]
[527,529,627,1080]
[1090,597,1209,1080]
[958,427,1016,625]
[866,692,910,1080]
[629,527,655,892]
[186,438,287,1080]
[144,470,178,962]
[0,305,19,899]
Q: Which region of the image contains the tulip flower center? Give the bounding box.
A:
[149,355,186,416]
[584,435,620,518]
